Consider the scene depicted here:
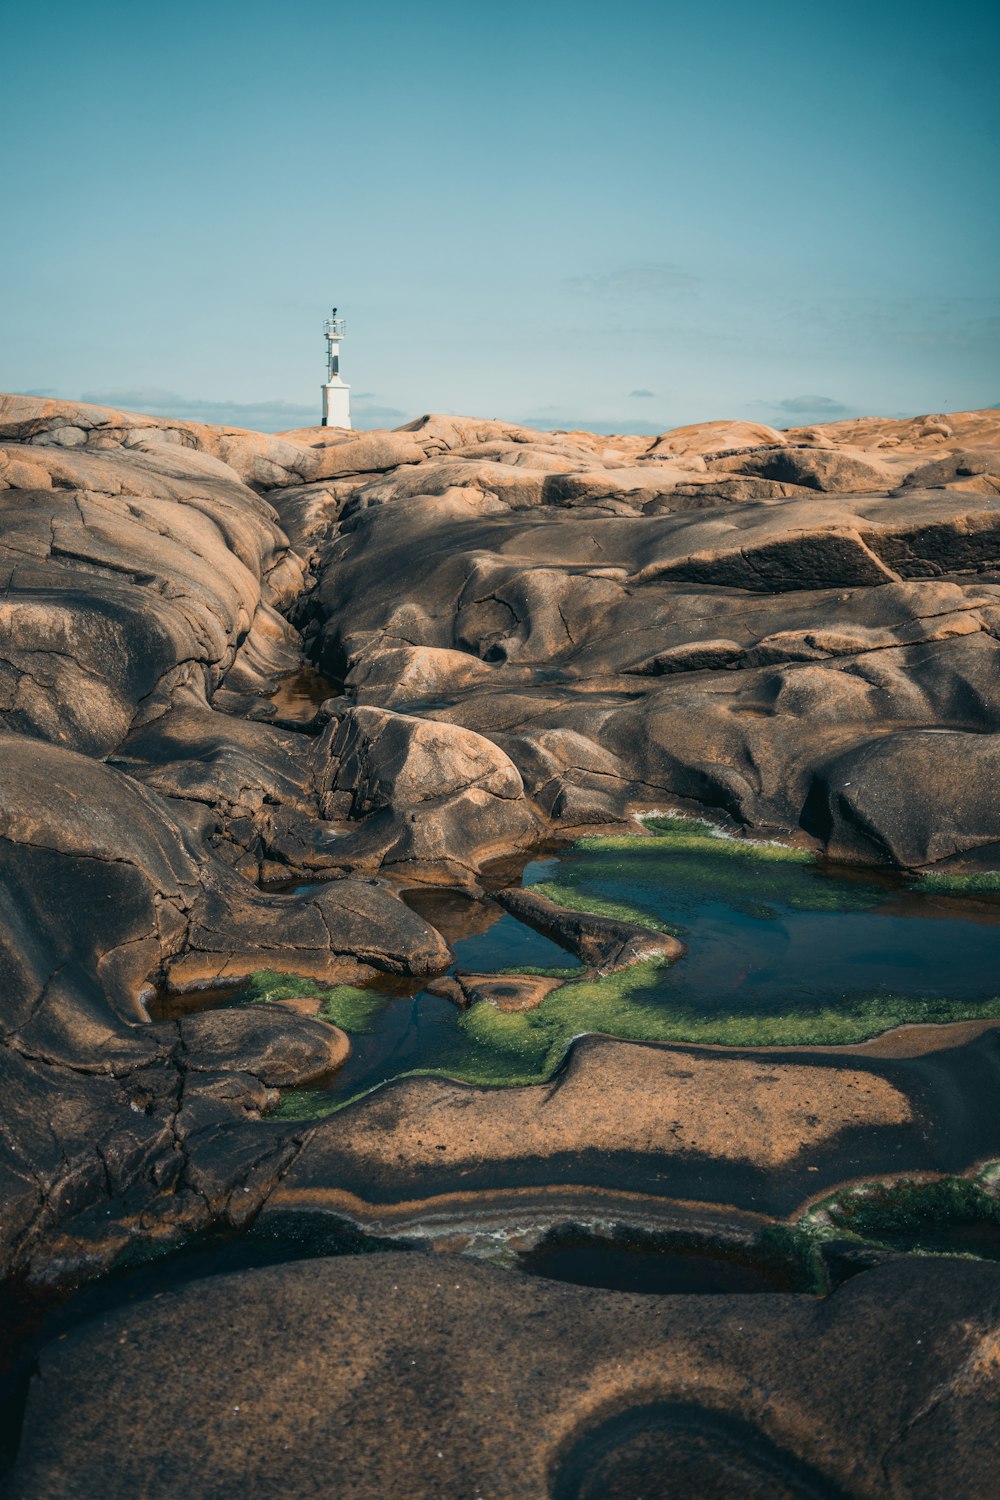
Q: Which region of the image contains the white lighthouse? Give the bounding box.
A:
[321,307,351,428]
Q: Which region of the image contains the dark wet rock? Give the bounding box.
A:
[11,1252,1000,1499]
[0,1022,313,1286]
[177,1007,350,1087]
[496,887,683,972]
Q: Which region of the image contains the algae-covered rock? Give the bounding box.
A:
[496,887,684,973]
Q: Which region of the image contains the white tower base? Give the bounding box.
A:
[322,381,351,429]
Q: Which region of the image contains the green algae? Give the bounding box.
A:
[800,1170,1000,1262]
[754,1224,829,1296]
[249,814,1000,1114]
[558,816,880,919]
[242,971,385,1033]
[272,1087,347,1121]
[916,870,1000,894]
[242,971,326,1006]
[626,815,813,862]
[316,986,387,1034]
[523,881,682,936]
[472,966,1000,1057]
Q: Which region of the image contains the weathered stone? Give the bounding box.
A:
[453,972,566,1011]
[4,390,1000,1458]
[496,888,684,972]
[706,444,898,492]
[13,1253,999,1500]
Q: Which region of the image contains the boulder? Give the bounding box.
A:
[319,705,525,815]
[452,972,566,1011]
[14,1253,1000,1500]
[643,420,787,457]
[177,1007,349,1086]
[706,444,898,492]
[806,729,1000,867]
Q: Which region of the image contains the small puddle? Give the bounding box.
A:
[519,1236,799,1295]
[264,663,342,726]
[511,818,1000,1048]
[816,1174,1000,1260]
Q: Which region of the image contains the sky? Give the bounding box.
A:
[2,0,998,434]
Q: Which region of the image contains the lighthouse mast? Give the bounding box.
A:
[321,307,351,429]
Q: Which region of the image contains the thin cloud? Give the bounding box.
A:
[352,399,408,426]
[79,388,319,432]
[565,264,700,299]
[775,395,850,416]
[70,387,414,433]
[518,415,667,436]
[628,388,657,399]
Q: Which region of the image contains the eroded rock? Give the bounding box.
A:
[496,888,683,973]
[14,1251,999,1499]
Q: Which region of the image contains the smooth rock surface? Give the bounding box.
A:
[10,1252,1000,1499]
[2,392,1000,1467]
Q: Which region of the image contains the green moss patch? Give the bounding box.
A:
[478,969,1000,1056]
[316,986,388,1033]
[242,971,327,1006]
[801,1171,1000,1260]
[916,870,1000,894]
[556,817,881,919]
[242,971,386,1033]
[524,881,682,936]
[635,815,814,862]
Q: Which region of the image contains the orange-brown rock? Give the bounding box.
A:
[11,1252,1000,1499]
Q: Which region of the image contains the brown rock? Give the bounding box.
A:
[12,1253,1000,1499]
[454,972,566,1011]
[497,887,684,972]
[643,420,787,457]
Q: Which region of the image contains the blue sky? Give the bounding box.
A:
[2,0,997,433]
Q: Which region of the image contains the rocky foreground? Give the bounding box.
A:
[2,393,1000,1494]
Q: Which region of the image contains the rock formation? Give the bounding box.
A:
[2,391,1000,1493]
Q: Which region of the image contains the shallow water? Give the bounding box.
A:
[519,1237,799,1295]
[537,836,1000,1011]
[237,818,1000,1113]
[266,663,341,723]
